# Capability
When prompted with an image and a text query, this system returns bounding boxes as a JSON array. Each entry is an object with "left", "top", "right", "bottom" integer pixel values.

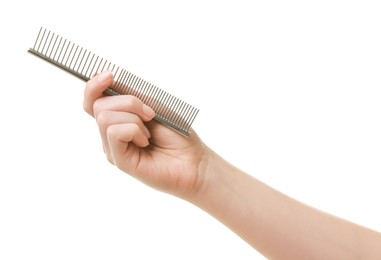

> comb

[{"left": 28, "top": 27, "right": 198, "bottom": 137}]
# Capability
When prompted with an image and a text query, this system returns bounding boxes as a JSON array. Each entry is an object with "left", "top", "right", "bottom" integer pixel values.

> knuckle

[
  {"left": 106, "top": 124, "right": 118, "bottom": 139},
  {"left": 124, "top": 95, "right": 140, "bottom": 110},
  {"left": 131, "top": 123, "right": 141, "bottom": 134},
  {"left": 96, "top": 110, "right": 111, "bottom": 129},
  {"left": 83, "top": 100, "right": 92, "bottom": 115},
  {"left": 92, "top": 98, "right": 102, "bottom": 116},
  {"left": 83, "top": 82, "right": 94, "bottom": 115}
]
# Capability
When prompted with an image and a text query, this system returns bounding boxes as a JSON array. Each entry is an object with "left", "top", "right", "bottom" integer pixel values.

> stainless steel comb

[{"left": 28, "top": 27, "right": 198, "bottom": 137}]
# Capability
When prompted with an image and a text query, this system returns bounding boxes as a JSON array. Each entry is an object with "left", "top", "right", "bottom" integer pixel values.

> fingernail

[
  {"left": 143, "top": 126, "right": 151, "bottom": 139},
  {"left": 142, "top": 138, "right": 150, "bottom": 147},
  {"left": 97, "top": 71, "right": 112, "bottom": 84},
  {"left": 143, "top": 104, "right": 156, "bottom": 120}
]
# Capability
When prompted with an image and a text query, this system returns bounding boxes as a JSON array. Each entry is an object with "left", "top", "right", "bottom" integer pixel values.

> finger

[
  {"left": 97, "top": 110, "right": 151, "bottom": 156},
  {"left": 106, "top": 123, "right": 150, "bottom": 170},
  {"left": 83, "top": 70, "right": 114, "bottom": 116},
  {"left": 93, "top": 95, "right": 156, "bottom": 122}
]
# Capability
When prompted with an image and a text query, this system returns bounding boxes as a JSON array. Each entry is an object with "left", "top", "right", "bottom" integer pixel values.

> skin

[{"left": 83, "top": 71, "right": 381, "bottom": 259}]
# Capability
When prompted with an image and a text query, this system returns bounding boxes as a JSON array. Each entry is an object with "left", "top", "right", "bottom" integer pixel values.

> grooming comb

[{"left": 28, "top": 27, "right": 198, "bottom": 137}]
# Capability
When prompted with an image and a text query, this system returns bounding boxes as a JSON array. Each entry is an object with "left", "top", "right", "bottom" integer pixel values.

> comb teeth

[{"left": 28, "top": 27, "right": 199, "bottom": 137}]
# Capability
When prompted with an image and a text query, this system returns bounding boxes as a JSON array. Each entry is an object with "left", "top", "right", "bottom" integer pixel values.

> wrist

[{"left": 185, "top": 146, "right": 236, "bottom": 206}]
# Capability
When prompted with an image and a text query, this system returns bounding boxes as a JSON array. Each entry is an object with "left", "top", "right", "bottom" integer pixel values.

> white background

[{"left": 0, "top": 1, "right": 380, "bottom": 259}]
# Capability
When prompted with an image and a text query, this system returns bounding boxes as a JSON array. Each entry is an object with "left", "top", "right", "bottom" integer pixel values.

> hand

[{"left": 83, "top": 71, "right": 208, "bottom": 199}]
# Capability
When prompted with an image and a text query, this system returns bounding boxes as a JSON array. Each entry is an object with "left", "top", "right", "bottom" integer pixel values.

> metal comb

[{"left": 28, "top": 27, "right": 198, "bottom": 137}]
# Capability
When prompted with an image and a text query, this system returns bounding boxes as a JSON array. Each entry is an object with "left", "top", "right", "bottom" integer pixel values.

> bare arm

[
  {"left": 190, "top": 148, "right": 381, "bottom": 259},
  {"left": 83, "top": 71, "right": 381, "bottom": 259}
]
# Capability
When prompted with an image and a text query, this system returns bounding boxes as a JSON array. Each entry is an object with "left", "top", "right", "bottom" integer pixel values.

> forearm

[{"left": 189, "top": 148, "right": 381, "bottom": 259}]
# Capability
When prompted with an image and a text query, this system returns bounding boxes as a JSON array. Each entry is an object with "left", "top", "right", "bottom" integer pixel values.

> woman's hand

[
  {"left": 83, "top": 71, "right": 208, "bottom": 199},
  {"left": 82, "top": 72, "right": 381, "bottom": 260}
]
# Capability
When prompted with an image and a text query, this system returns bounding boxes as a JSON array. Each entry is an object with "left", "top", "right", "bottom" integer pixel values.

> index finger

[{"left": 83, "top": 70, "right": 114, "bottom": 117}]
